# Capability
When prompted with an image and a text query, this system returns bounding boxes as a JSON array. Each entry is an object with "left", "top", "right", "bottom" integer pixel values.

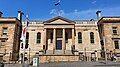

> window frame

[
  {"left": 37, "top": 32, "right": 41, "bottom": 44},
  {"left": 25, "top": 32, "right": 29, "bottom": 49},
  {"left": 90, "top": 32, "right": 94, "bottom": 44},
  {"left": 2, "top": 27, "right": 8, "bottom": 36},
  {"left": 26, "top": 32, "right": 29, "bottom": 43},
  {"left": 78, "top": 32, "right": 82, "bottom": 43},
  {"left": 112, "top": 27, "right": 118, "bottom": 35},
  {"left": 114, "top": 40, "right": 119, "bottom": 49}
]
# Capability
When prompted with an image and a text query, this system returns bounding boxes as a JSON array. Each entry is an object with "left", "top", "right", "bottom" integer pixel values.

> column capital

[
  {"left": 44, "top": 28, "right": 47, "bottom": 29},
  {"left": 53, "top": 28, "right": 56, "bottom": 30},
  {"left": 44, "top": 28, "right": 47, "bottom": 31}
]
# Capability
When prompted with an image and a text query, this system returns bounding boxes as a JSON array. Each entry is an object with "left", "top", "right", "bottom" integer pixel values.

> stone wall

[{"left": 39, "top": 55, "right": 79, "bottom": 63}]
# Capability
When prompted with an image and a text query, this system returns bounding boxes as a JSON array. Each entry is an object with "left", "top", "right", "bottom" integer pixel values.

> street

[{"left": 4, "top": 61, "right": 120, "bottom": 67}]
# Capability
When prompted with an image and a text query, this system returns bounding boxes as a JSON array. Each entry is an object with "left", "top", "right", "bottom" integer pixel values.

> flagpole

[
  {"left": 22, "top": 38, "right": 25, "bottom": 67},
  {"left": 22, "top": 15, "right": 29, "bottom": 67},
  {"left": 55, "top": 0, "right": 61, "bottom": 16},
  {"left": 58, "top": 0, "right": 60, "bottom": 16},
  {"left": 22, "top": 25, "right": 26, "bottom": 67}
]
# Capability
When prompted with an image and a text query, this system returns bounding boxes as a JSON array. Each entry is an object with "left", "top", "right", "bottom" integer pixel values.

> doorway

[{"left": 56, "top": 40, "right": 62, "bottom": 50}]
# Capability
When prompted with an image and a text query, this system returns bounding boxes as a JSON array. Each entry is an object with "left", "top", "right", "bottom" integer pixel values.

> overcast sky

[{"left": 0, "top": 0, "right": 120, "bottom": 20}]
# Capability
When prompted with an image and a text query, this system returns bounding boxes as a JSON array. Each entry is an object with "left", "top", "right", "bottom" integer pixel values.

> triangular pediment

[{"left": 44, "top": 16, "right": 75, "bottom": 24}]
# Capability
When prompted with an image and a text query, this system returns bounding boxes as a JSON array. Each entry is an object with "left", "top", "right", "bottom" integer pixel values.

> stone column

[
  {"left": 72, "top": 28, "right": 75, "bottom": 46},
  {"left": 44, "top": 29, "right": 47, "bottom": 50},
  {"left": 44, "top": 28, "right": 47, "bottom": 54},
  {"left": 62, "top": 28, "right": 65, "bottom": 54},
  {"left": 53, "top": 28, "right": 56, "bottom": 54}
]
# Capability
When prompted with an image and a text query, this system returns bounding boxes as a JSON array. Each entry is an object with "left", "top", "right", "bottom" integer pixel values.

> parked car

[{"left": 0, "top": 62, "right": 4, "bottom": 67}]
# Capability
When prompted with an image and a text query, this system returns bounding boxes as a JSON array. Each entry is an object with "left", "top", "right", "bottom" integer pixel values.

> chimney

[
  {"left": 18, "top": 11, "right": 23, "bottom": 22},
  {"left": 0, "top": 11, "right": 3, "bottom": 17},
  {"left": 96, "top": 11, "right": 101, "bottom": 20}
]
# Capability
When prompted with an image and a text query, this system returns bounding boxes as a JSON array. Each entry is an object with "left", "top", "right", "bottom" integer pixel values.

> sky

[{"left": 0, "top": 0, "right": 120, "bottom": 20}]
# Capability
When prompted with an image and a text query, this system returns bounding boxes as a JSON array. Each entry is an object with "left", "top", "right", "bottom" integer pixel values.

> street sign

[{"left": 33, "top": 57, "right": 39, "bottom": 66}]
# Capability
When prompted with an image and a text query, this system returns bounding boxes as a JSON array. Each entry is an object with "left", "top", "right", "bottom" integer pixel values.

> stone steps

[
  {"left": 0, "top": 47, "right": 6, "bottom": 54},
  {"left": 45, "top": 50, "right": 73, "bottom": 55}
]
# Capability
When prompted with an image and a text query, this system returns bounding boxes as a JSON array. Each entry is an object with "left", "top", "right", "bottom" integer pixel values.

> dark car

[{"left": 0, "top": 62, "right": 4, "bottom": 67}]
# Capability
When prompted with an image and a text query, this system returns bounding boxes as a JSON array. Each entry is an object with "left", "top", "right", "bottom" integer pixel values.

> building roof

[
  {"left": 25, "top": 16, "right": 97, "bottom": 25},
  {"left": 98, "top": 16, "right": 120, "bottom": 24},
  {"left": 0, "top": 17, "right": 19, "bottom": 22},
  {"left": 75, "top": 20, "right": 96, "bottom": 24},
  {"left": 43, "top": 16, "right": 76, "bottom": 24}
]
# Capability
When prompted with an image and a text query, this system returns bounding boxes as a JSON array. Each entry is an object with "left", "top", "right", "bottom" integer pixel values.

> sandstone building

[
  {"left": 20, "top": 16, "right": 101, "bottom": 63},
  {"left": 98, "top": 16, "right": 120, "bottom": 60},
  {"left": 1, "top": 10, "right": 120, "bottom": 63},
  {"left": 0, "top": 11, "right": 22, "bottom": 62}
]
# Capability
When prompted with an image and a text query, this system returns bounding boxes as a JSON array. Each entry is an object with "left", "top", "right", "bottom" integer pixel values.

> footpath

[{"left": 4, "top": 61, "right": 120, "bottom": 67}]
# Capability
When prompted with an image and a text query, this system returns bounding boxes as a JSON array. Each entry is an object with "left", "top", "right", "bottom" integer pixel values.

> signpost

[{"left": 33, "top": 57, "right": 39, "bottom": 66}]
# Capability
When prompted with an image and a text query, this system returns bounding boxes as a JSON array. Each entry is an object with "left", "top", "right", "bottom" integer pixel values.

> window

[
  {"left": 50, "top": 32, "right": 53, "bottom": 43},
  {"left": 65, "top": 32, "right": 68, "bottom": 43},
  {"left": 37, "top": 32, "right": 41, "bottom": 44},
  {"left": 90, "top": 32, "right": 94, "bottom": 43},
  {"left": 114, "top": 40, "right": 119, "bottom": 49},
  {"left": 25, "top": 32, "right": 29, "bottom": 48},
  {"left": 2, "top": 27, "right": 8, "bottom": 35},
  {"left": 112, "top": 27, "right": 117, "bottom": 35},
  {"left": 1, "top": 40, "right": 5, "bottom": 42},
  {"left": 21, "top": 43, "right": 23, "bottom": 48},
  {"left": 78, "top": 32, "right": 82, "bottom": 43},
  {"left": 26, "top": 32, "right": 29, "bottom": 43}
]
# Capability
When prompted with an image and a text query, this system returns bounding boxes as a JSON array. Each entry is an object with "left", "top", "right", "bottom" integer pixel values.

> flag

[
  {"left": 55, "top": 0, "right": 60, "bottom": 6},
  {"left": 21, "top": 21, "right": 28, "bottom": 48},
  {"left": 21, "top": 25, "right": 27, "bottom": 46}
]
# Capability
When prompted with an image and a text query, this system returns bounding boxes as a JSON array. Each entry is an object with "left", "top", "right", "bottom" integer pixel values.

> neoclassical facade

[
  {"left": 20, "top": 16, "right": 101, "bottom": 63},
  {"left": 1, "top": 11, "right": 120, "bottom": 63}
]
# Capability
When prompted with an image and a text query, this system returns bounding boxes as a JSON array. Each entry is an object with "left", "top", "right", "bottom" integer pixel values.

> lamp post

[
  {"left": 84, "top": 48, "right": 87, "bottom": 61},
  {"left": 110, "top": 50, "right": 112, "bottom": 61},
  {"left": 94, "top": 50, "right": 97, "bottom": 61}
]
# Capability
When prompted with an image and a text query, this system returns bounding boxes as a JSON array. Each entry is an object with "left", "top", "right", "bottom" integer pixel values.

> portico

[{"left": 43, "top": 16, "right": 75, "bottom": 55}]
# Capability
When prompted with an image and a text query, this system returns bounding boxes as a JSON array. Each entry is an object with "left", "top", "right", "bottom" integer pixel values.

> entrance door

[{"left": 56, "top": 40, "right": 62, "bottom": 50}]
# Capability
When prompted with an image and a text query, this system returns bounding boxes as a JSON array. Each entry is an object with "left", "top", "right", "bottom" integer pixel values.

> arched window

[
  {"left": 78, "top": 32, "right": 82, "bottom": 43},
  {"left": 25, "top": 32, "right": 29, "bottom": 49},
  {"left": 90, "top": 32, "right": 94, "bottom": 43},
  {"left": 65, "top": 32, "right": 68, "bottom": 43},
  {"left": 37, "top": 32, "right": 41, "bottom": 44}
]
